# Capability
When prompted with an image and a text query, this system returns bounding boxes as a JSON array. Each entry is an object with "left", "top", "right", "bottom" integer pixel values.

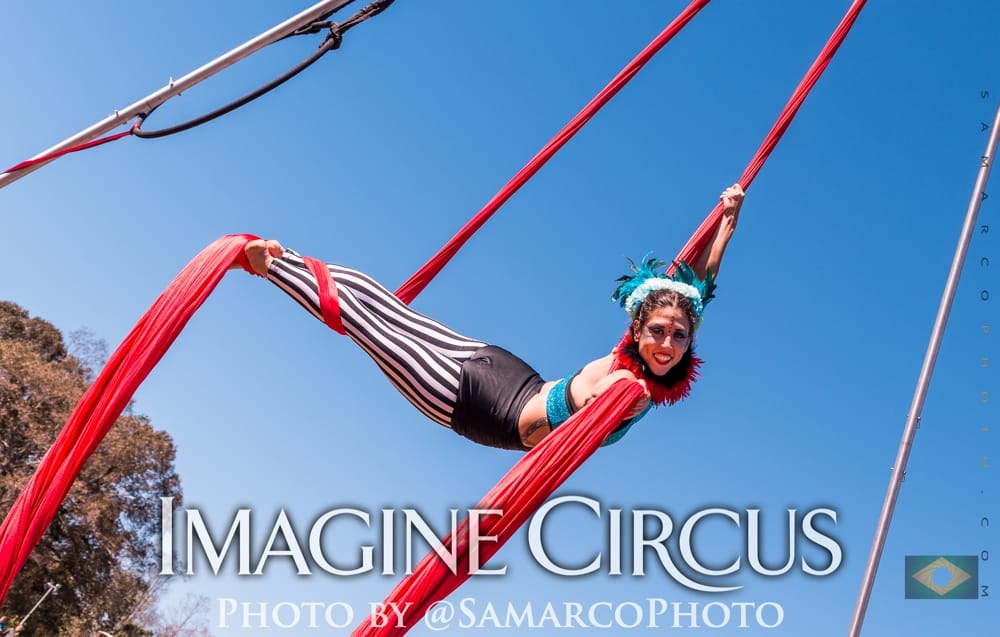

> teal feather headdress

[{"left": 611, "top": 254, "right": 716, "bottom": 324}]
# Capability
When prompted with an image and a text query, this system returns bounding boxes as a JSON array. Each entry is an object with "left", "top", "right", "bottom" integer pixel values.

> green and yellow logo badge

[{"left": 905, "top": 556, "right": 978, "bottom": 599}]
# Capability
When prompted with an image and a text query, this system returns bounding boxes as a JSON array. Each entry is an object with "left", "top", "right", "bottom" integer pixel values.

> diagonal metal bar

[
  {"left": 0, "top": 0, "right": 355, "bottom": 189},
  {"left": 848, "top": 99, "right": 1000, "bottom": 636}
]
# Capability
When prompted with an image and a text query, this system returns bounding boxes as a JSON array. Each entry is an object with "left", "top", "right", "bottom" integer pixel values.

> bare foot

[{"left": 243, "top": 239, "right": 285, "bottom": 275}]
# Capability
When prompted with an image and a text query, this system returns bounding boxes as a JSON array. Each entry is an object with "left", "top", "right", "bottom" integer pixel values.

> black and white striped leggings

[{"left": 266, "top": 249, "right": 487, "bottom": 427}]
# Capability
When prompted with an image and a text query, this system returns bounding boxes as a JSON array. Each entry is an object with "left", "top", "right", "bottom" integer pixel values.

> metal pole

[
  {"left": 15, "top": 582, "right": 60, "bottom": 631},
  {"left": 848, "top": 100, "right": 1000, "bottom": 636},
  {"left": 0, "top": 0, "right": 354, "bottom": 189}
]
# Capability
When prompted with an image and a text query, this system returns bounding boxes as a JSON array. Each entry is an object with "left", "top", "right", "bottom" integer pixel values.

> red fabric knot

[{"left": 303, "top": 256, "right": 346, "bottom": 335}]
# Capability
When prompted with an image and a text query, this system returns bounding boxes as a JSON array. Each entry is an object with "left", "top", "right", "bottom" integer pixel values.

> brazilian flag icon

[{"left": 905, "top": 556, "right": 978, "bottom": 599}]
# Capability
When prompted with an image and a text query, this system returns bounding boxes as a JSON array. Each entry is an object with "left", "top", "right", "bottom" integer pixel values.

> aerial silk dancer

[
  {"left": 339, "top": 0, "right": 871, "bottom": 625},
  {"left": 237, "top": 184, "right": 744, "bottom": 451},
  {"left": 0, "top": 0, "right": 867, "bottom": 623},
  {"left": 228, "top": 184, "right": 741, "bottom": 637},
  {"left": 0, "top": 0, "right": 715, "bottom": 603},
  {"left": 0, "top": 0, "right": 724, "bottom": 610}
]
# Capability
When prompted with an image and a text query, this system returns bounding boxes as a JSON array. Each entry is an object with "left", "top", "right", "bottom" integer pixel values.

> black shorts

[{"left": 450, "top": 346, "right": 546, "bottom": 450}]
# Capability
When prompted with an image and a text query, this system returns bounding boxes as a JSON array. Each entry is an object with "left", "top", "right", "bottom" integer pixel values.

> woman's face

[{"left": 633, "top": 306, "right": 691, "bottom": 376}]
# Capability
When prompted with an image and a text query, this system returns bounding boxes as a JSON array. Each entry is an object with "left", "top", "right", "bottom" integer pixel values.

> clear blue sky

[{"left": 2, "top": 1, "right": 997, "bottom": 635}]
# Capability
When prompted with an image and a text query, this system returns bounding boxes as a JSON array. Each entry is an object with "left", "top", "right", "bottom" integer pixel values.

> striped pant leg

[{"left": 266, "top": 250, "right": 486, "bottom": 426}]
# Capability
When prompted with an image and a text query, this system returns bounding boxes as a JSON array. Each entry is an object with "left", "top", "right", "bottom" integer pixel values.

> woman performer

[{"left": 239, "top": 184, "right": 743, "bottom": 450}]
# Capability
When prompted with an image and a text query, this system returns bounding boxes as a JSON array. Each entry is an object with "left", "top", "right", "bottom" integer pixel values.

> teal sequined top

[{"left": 544, "top": 373, "right": 652, "bottom": 446}]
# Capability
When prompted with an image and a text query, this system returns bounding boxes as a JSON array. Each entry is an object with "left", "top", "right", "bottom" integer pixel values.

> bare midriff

[
  {"left": 516, "top": 381, "right": 558, "bottom": 447},
  {"left": 515, "top": 353, "right": 617, "bottom": 448}
]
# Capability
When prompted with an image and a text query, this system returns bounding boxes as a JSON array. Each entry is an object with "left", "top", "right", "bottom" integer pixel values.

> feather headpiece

[{"left": 611, "top": 254, "right": 716, "bottom": 325}]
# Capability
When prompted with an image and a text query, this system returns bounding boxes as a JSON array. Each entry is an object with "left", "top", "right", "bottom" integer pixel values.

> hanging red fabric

[
  {"left": 0, "top": 235, "right": 256, "bottom": 604},
  {"left": 394, "top": 0, "right": 712, "bottom": 304},
  {"left": 671, "top": 0, "right": 868, "bottom": 271},
  {"left": 351, "top": 381, "right": 645, "bottom": 637}
]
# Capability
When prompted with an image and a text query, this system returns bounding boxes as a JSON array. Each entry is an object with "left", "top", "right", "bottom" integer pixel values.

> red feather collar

[{"left": 608, "top": 331, "right": 701, "bottom": 406}]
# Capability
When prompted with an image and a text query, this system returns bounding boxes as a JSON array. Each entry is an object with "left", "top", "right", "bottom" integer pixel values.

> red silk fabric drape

[
  {"left": 351, "top": 382, "right": 646, "bottom": 637},
  {"left": 0, "top": 235, "right": 257, "bottom": 603},
  {"left": 394, "top": 0, "right": 712, "bottom": 304},
  {"left": 672, "top": 0, "right": 868, "bottom": 271}
]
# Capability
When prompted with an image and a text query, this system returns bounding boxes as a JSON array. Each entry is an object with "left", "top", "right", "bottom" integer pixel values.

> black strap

[{"left": 133, "top": 0, "right": 395, "bottom": 139}]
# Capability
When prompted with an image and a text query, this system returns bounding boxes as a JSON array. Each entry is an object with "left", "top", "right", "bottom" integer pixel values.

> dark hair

[{"left": 624, "top": 288, "right": 697, "bottom": 387}]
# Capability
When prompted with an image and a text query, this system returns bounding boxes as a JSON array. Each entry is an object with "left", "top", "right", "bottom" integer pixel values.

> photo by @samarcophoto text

[
  {"left": 214, "top": 597, "right": 787, "bottom": 631},
  {"left": 158, "top": 494, "right": 844, "bottom": 631}
]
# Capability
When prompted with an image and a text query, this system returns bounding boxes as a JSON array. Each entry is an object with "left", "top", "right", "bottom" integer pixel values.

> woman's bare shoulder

[{"left": 579, "top": 352, "right": 616, "bottom": 379}]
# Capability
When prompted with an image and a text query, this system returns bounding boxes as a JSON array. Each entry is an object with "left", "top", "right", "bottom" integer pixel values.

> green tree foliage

[{"left": 0, "top": 301, "right": 187, "bottom": 636}]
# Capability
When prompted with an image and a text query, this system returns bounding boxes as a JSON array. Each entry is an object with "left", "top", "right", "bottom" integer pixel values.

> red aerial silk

[
  {"left": 674, "top": 0, "right": 868, "bottom": 269},
  {"left": 352, "top": 382, "right": 646, "bottom": 637},
  {"left": 0, "top": 0, "right": 868, "bottom": 626},
  {"left": 394, "top": 0, "right": 712, "bottom": 304},
  {"left": 0, "top": 235, "right": 255, "bottom": 603}
]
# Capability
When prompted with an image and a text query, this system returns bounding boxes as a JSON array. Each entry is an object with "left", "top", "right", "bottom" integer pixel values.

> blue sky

[{"left": 2, "top": 1, "right": 997, "bottom": 635}]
